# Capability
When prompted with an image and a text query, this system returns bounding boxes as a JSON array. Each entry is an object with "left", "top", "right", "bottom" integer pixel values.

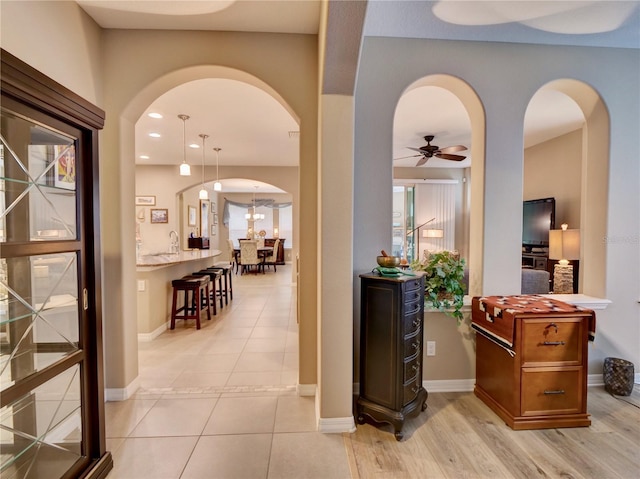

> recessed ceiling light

[
  {"left": 139, "top": 155, "right": 150, "bottom": 159},
  {"left": 148, "top": 112, "right": 163, "bottom": 119},
  {"left": 189, "top": 143, "right": 200, "bottom": 149},
  {"left": 149, "top": 132, "right": 161, "bottom": 138}
]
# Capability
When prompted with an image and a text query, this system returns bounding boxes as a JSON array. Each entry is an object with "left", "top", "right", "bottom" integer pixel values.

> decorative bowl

[{"left": 377, "top": 255, "right": 400, "bottom": 267}]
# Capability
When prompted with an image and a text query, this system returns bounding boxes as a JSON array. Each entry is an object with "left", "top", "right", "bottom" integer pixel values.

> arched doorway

[
  {"left": 524, "top": 79, "right": 610, "bottom": 297},
  {"left": 126, "top": 67, "right": 299, "bottom": 398}
]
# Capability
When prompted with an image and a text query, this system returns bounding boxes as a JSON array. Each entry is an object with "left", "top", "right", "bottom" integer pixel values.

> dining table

[{"left": 233, "top": 246, "right": 273, "bottom": 273}]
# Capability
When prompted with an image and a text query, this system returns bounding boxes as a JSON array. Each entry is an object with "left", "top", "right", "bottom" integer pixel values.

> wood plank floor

[{"left": 345, "top": 386, "right": 640, "bottom": 479}]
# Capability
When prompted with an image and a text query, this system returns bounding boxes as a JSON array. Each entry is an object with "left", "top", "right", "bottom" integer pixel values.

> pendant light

[
  {"left": 213, "top": 147, "right": 222, "bottom": 192},
  {"left": 178, "top": 114, "right": 191, "bottom": 176},
  {"left": 198, "top": 133, "right": 209, "bottom": 200}
]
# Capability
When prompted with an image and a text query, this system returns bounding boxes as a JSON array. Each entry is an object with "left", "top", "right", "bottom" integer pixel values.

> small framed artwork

[
  {"left": 136, "top": 195, "right": 156, "bottom": 206},
  {"left": 213, "top": 212, "right": 218, "bottom": 226},
  {"left": 150, "top": 208, "right": 168, "bottom": 224},
  {"left": 211, "top": 225, "right": 216, "bottom": 236},
  {"left": 188, "top": 205, "right": 197, "bottom": 226},
  {"left": 54, "top": 144, "right": 76, "bottom": 190}
]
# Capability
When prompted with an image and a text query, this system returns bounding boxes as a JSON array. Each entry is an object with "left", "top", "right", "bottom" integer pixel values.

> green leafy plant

[{"left": 411, "top": 250, "right": 466, "bottom": 322}]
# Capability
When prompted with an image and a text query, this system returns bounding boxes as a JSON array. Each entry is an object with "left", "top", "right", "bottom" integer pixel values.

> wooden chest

[{"left": 472, "top": 295, "right": 595, "bottom": 430}]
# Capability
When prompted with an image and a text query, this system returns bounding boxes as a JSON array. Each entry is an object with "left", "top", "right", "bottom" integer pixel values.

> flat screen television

[{"left": 522, "top": 197, "right": 555, "bottom": 250}]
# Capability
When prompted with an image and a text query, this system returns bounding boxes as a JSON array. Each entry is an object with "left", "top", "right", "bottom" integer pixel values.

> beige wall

[
  {"left": 1, "top": 1, "right": 103, "bottom": 105},
  {"left": 99, "top": 30, "right": 317, "bottom": 393},
  {"left": 524, "top": 129, "right": 583, "bottom": 228}
]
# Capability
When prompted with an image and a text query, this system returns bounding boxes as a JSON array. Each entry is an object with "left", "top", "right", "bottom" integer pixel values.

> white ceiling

[{"left": 77, "top": 0, "right": 639, "bottom": 186}]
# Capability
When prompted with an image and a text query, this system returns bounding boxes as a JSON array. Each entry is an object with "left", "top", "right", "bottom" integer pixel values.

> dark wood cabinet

[
  {"left": 188, "top": 237, "right": 209, "bottom": 249},
  {"left": 264, "top": 238, "right": 285, "bottom": 264},
  {"left": 1, "top": 50, "right": 112, "bottom": 478},
  {"left": 356, "top": 273, "right": 428, "bottom": 441}
]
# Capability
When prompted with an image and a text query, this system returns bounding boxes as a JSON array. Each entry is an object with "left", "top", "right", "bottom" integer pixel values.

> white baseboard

[
  {"left": 297, "top": 383, "right": 317, "bottom": 396},
  {"left": 318, "top": 416, "right": 356, "bottom": 434},
  {"left": 138, "top": 322, "right": 169, "bottom": 342},
  {"left": 355, "top": 375, "right": 636, "bottom": 396},
  {"left": 105, "top": 376, "right": 140, "bottom": 401},
  {"left": 423, "top": 379, "right": 476, "bottom": 392}
]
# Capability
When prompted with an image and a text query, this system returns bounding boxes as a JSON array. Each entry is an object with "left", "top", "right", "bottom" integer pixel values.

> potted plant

[{"left": 411, "top": 250, "right": 466, "bottom": 322}]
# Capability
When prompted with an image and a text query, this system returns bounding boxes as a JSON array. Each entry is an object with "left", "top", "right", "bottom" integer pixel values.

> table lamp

[
  {"left": 548, "top": 223, "right": 580, "bottom": 294},
  {"left": 422, "top": 228, "right": 444, "bottom": 256}
]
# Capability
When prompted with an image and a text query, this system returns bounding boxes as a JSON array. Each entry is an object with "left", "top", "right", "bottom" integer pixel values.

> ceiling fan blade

[
  {"left": 407, "top": 147, "right": 424, "bottom": 153},
  {"left": 415, "top": 156, "right": 429, "bottom": 166},
  {"left": 393, "top": 154, "right": 421, "bottom": 161},
  {"left": 436, "top": 153, "right": 467, "bottom": 161},
  {"left": 439, "top": 145, "right": 467, "bottom": 154}
]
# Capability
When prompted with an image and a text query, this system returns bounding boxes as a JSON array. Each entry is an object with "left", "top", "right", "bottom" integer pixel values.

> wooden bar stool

[
  {"left": 170, "top": 275, "right": 211, "bottom": 330},
  {"left": 193, "top": 269, "right": 223, "bottom": 314},
  {"left": 208, "top": 263, "right": 233, "bottom": 305}
]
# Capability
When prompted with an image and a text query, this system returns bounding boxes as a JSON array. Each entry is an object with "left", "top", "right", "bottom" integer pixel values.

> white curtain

[{"left": 415, "top": 183, "right": 456, "bottom": 256}]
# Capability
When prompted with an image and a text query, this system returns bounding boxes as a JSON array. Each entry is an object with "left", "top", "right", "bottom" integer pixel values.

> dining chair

[
  {"left": 257, "top": 238, "right": 265, "bottom": 249},
  {"left": 263, "top": 238, "right": 280, "bottom": 272},
  {"left": 239, "top": 240, "right": 262, "bottom": 274}
]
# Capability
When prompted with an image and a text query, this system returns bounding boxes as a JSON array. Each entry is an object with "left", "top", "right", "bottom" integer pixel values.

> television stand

[{"left": 522, "top": 252, "right": 548, "bottom": 271}]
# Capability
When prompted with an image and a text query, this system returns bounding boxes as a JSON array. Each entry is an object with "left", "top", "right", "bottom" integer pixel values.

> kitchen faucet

[{"left": 169, "top": 230, "right": 179, "bottom": 253}]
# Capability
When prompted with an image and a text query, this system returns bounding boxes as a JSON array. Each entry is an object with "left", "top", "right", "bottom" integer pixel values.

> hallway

[{"left": 105, "top": 264, "right": 352, "bottom": 479}]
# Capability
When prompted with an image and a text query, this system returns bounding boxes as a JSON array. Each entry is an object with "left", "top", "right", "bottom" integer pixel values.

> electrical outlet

[{"left": 426, "top": 341, "right": 436, "bottom": 356}]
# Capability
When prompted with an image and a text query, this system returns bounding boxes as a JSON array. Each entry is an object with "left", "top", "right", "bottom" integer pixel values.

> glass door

[
  {"left": 392, "top": 185, "right": 416, "bottom": 262},
  {"left": 1, "top": 50, "right": 109, "bottom": 479}
]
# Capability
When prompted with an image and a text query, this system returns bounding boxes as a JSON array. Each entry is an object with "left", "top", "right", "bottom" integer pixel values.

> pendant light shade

[
  {"left": 213, "top": 147, "right": 222, "bottom": 192},
  {"left": 178, "top": 114, "right": 191, "bottom": 176},
  {"left": 198, "top": 133, "right": 209, "bottom": 200}
]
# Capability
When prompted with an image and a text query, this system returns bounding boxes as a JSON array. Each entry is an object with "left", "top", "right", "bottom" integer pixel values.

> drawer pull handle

[
  {"left": 411, "top": 364, "right": 419, "bottom": 372},
  {"left": 412, "top": 319, "right": 420, "bottom": 327},
  {"left": 412, "top": 342, "right": 420, "bottom": 350},
  {"left": 542, "top": 341, "right": 566, "bottom": 346},
  {"left": 411, "top": 386, "right": 419, "bottom": 394},
  {"left": 545, "top": 323, "right": 558, "bottom": 333},
  {"left": 544, "top": 389, "right": 565, "bottom": 395}
]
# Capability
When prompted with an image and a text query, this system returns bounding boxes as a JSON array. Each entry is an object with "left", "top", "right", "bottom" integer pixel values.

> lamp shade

[
  {"left": 549, "top": 228, "right": 580, "bottom": 261},
  {"left": 423, "top": 228, "right": 444, "bottom": 238}
]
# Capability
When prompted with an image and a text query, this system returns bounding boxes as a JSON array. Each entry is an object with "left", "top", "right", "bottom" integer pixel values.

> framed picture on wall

[
  {"left": 211, "top": 225, "right": 216, "bottom": 236},
  {"left": 200, "top": 200, "right": 209, "bottom": 237},
  {"left": 136, "top": 195, "right": 156, "bottom": 206},
  {"left": 150, "top": 208, "right": 168, "bottom": 224},
  {"left": 188, "top": 205, "right": 197, "bottom": 226}
]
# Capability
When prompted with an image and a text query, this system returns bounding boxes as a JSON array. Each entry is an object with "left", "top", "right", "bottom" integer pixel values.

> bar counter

[{"left": 136, "top": 249, "right": 222, "bottom": 338}]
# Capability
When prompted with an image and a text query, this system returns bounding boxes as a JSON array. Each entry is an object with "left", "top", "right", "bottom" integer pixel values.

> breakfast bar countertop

[{"left": 136, "top": 248, "right": 222, "bottom": 269}]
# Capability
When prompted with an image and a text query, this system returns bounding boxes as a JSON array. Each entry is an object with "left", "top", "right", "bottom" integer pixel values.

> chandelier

[
  {"left": 198, "top": 133, "right": 208, "bottom": 200},
  {"left": 245, "top": 186, "right": 265, "bottom": 221},
  {"left": 178, "top": 114, "right": 191, "bottom": 176}
]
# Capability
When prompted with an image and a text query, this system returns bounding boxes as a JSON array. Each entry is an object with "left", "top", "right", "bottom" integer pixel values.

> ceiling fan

[{"left": 395, "top": 135, "right": 467, "bottom": 166}]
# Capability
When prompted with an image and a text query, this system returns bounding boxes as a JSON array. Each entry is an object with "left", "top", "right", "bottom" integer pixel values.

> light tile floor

[{"left": 105, "top": 264, "right": 352, "bottom": 479}]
